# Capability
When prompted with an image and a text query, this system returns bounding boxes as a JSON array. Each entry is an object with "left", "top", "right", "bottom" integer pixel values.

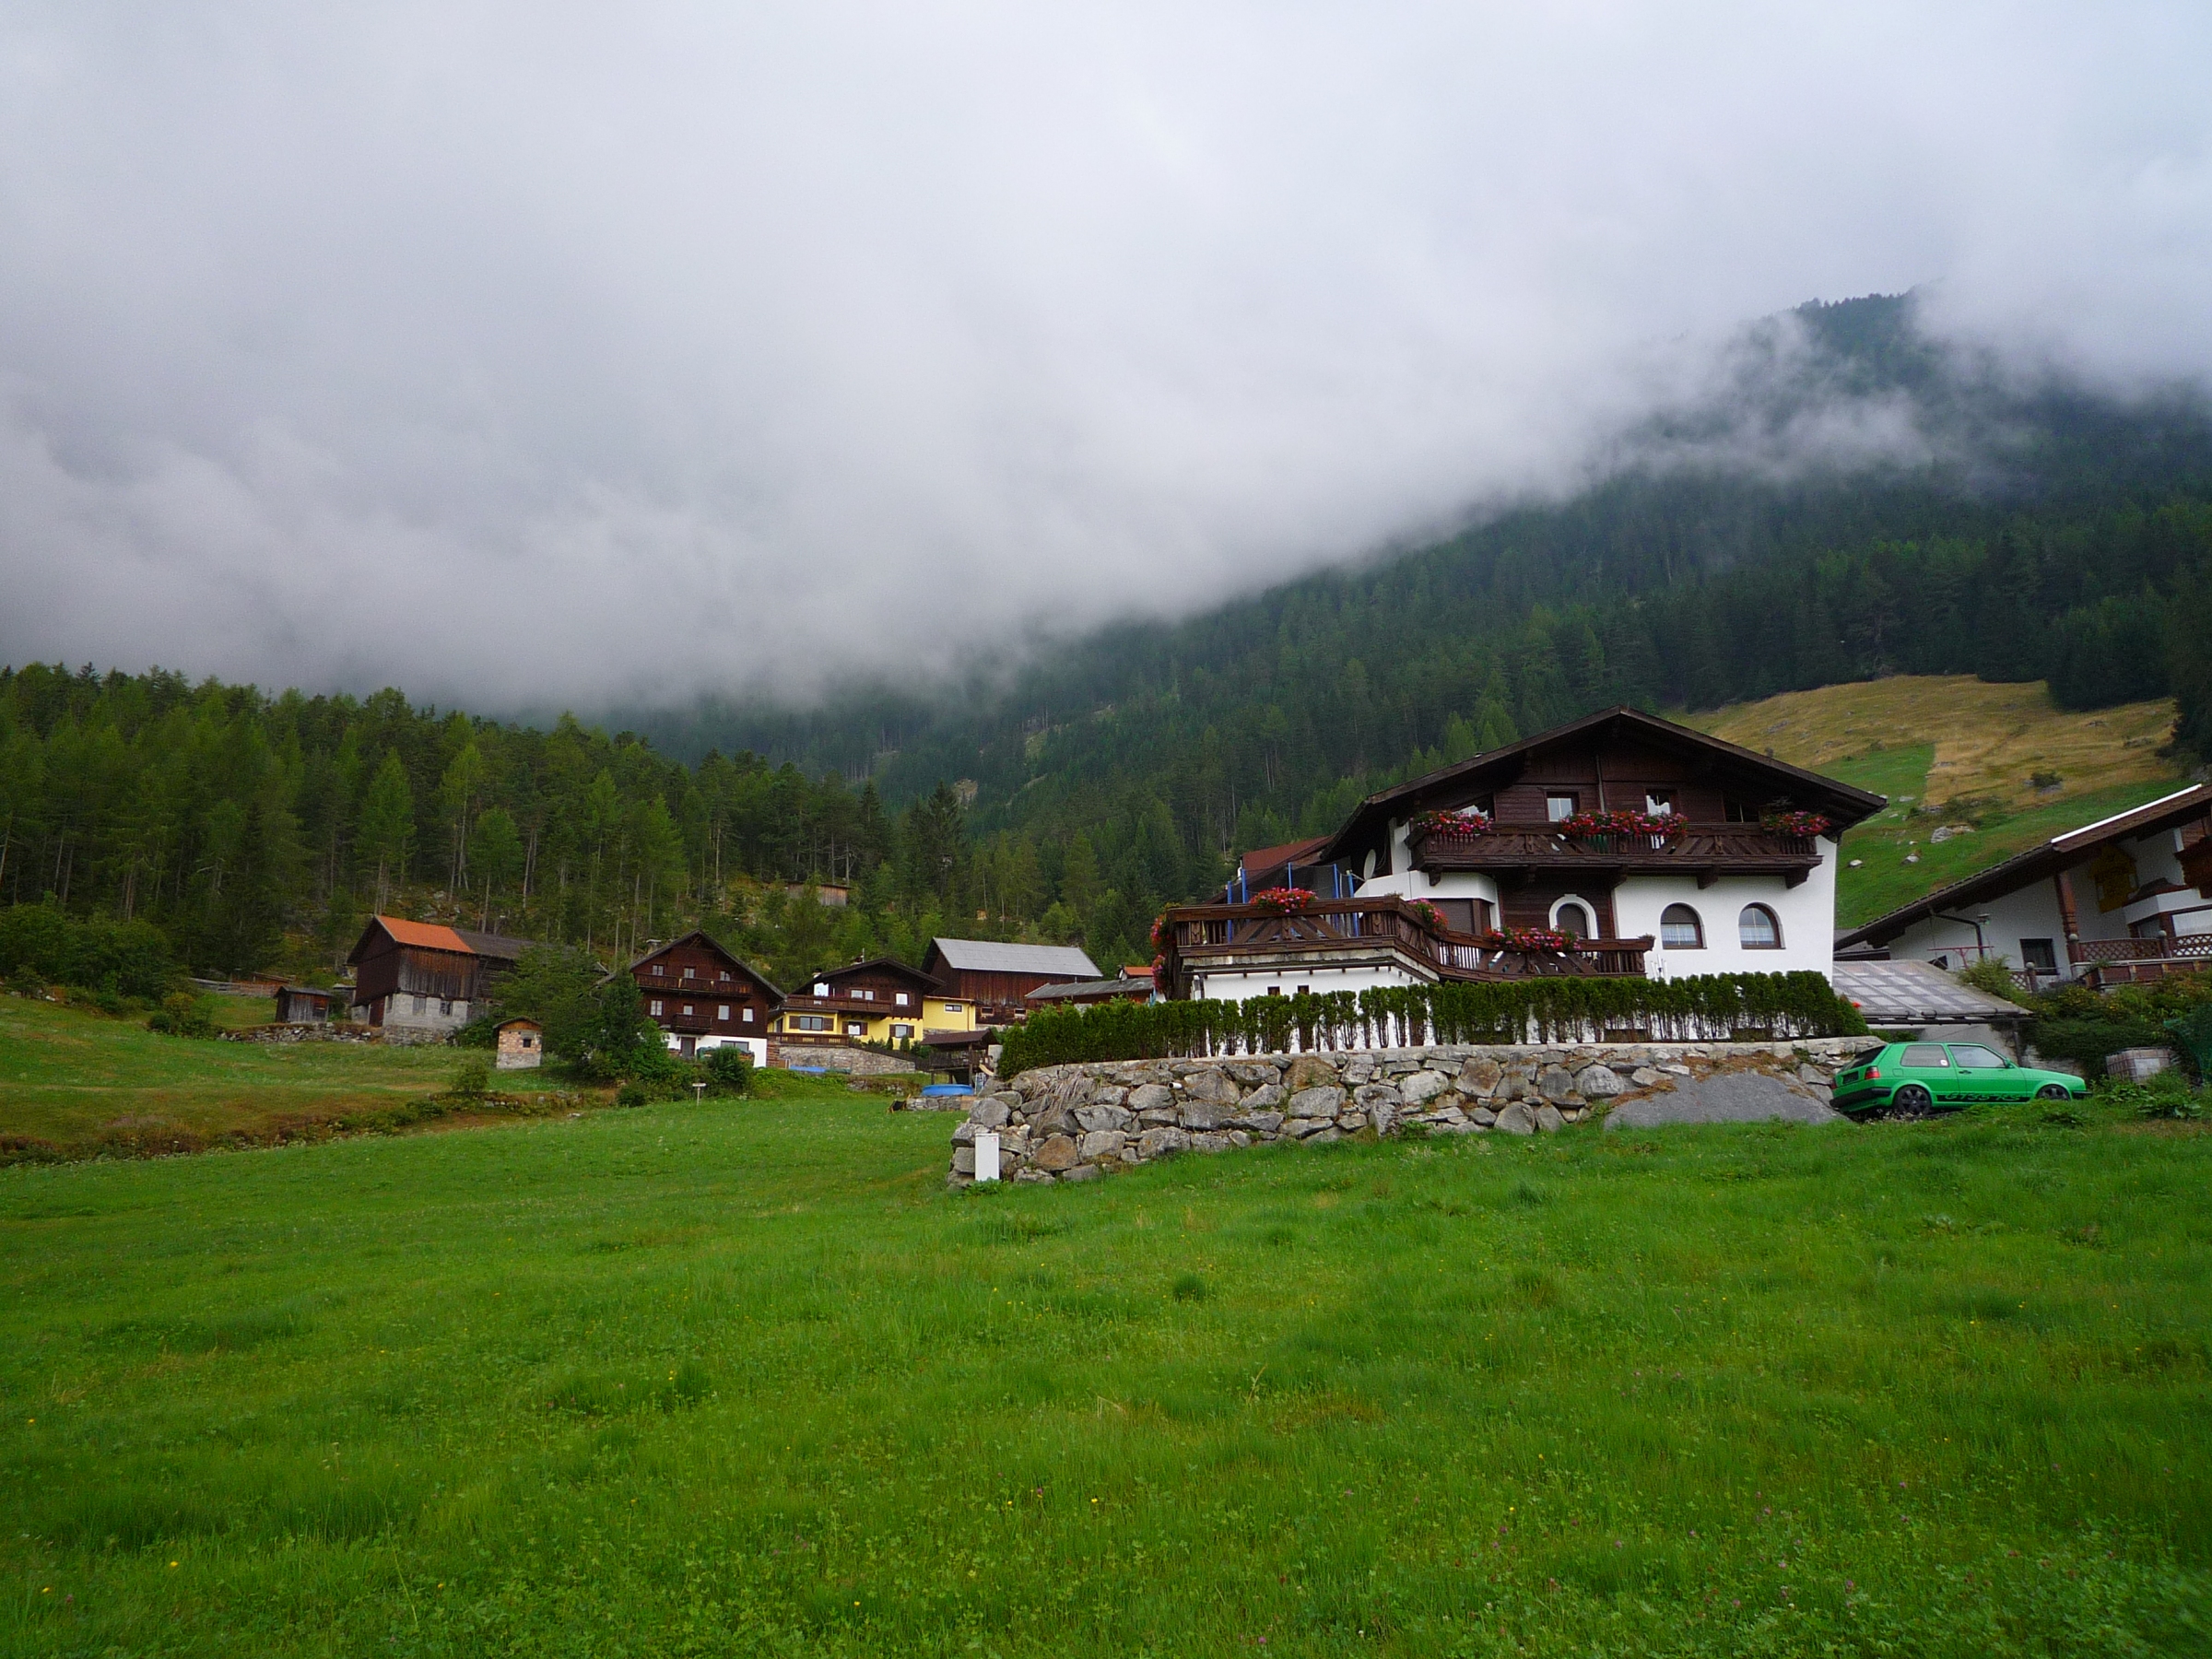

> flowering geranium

[
  {"left": 1557, "top": 808, "right": 1682, "bottom": 841},
  {"left": 1148, "top": 911, "right": 1174, "bottom": 950},
  {"left": 1150, "top": 952, "right": 1168, "bottom": 980},
  {"left": 1761, "top": 809, "right": 1833, "bottom": 838},
  {"left": 1405, "top": 900, "right": 1443, "bottom": 929},
  {"left": 1479, "top": 926, "right": 1574, "bottom": 952},
  {"left": 1407, "top": 806, "right": 1492, "bottom": 841},
  {"left": 1248, "top": 886, "right": 1315, "bottom": 913}
]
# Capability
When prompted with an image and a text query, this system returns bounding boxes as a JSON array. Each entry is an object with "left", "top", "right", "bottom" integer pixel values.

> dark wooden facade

[
  {"left": 921, "top": 940, "right": 1102, "bottom": 1025},
  {"left": 808, "top": 957, "right": 940, "bottom": 1014},
  {"left": 1319, "top": 707, "right": 1887, "bottom": 898},
  {"left": 346, "top": 916, "right": 533, "bottom": 1026},
  {"left": 629, "top": 931, "right": 782, "bottom": 1055}
]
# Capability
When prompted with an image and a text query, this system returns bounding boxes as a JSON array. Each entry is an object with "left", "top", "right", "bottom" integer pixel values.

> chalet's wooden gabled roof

[
  {"left": 628, "top": 929, "right": 785, "bottom": 1004},
  {"left": 808, "top": 956, "right": 943, "bottom": 994},
  {"left": 924, "top": 939, "right": 1102, "bottom": 979},
  {"left": 1838, "top": 783, "right": 2212, "bottom": 949},
  {"left": 1315, "top": 705, "right": 1888, "bottom": 866}
]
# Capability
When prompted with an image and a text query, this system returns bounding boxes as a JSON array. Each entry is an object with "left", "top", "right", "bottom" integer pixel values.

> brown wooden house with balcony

[
  {"left": 1157, "top": 708, "right": 1886, "bottom": 1002},
  {"left": 629, "top": 931, "right": 782, "bottom": 1061}
]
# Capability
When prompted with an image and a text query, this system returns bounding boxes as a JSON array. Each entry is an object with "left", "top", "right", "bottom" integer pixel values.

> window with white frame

[
  {"left": 650, "top": 999, "right": 664, "bottom": 1016},
  {"left": 1661, "top": 904, "right": 1704, "bottom": 948},
  {"left": 1552, "top": 899, "right": 1594, "bottom": 939},
  {"left": 1737, "top": 904, "right": 1782, "bottom": 948}
]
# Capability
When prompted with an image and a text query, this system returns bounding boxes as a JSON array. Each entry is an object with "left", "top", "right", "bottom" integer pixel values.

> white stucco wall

[
  {"left": 1352, "top": 869, "right": 1501, "bottom": 913},
  {"left": 1189, "top": 962, "right": 1429, "bottom": 1004},
  {"left": 1614, "top": 853, "right": 1837, "bottom": 981},
  {"left": 664, "top": 1031, "right": 769, "bottom": 1065}
]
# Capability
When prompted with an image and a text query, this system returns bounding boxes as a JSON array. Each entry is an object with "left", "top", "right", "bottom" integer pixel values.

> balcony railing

[
  {"left": 1409, "top": 822, "right": 1821, "bottom": 887},
  {"left": 1160, "top": 895, "right": 1649, "bottom": 993},
  {"left": 2067, "top": 934, "right": 2212, "bottom": 987}
]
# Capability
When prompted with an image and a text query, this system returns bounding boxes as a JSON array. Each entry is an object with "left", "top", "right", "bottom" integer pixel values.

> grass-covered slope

[
  {"left": 4, "top": 1091, "right": 2206, "bottom": 1654},
  {"left": 0, "top": 996, "right": 503, "bottom": 1159},
  {"left": 1683, "top": 676, "right": 2188, "bottom": 927}
]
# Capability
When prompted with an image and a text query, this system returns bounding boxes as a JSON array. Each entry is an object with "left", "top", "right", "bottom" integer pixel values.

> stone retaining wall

[
  {"left": 774, "top": 1045, "right": 917, "bottom": 1077},
  {"left": 947, "top": 1039, "right": 1879, "bottom": 1185}
]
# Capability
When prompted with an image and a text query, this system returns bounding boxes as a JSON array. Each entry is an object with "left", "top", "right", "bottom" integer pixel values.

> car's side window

[
  {"left": 1948, "top": 1045, "right": 2008, "bottom": 1069},
  {"left": 1900, "top": 1044, "right": 1950, "bottom": 1067}
]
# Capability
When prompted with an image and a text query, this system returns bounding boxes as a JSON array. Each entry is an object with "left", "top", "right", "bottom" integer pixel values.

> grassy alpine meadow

[
  {"left": 0, "top": 996, "right": 565, "bottom": 1161},
  {"left": 3, "top": 1085, "right": 2210, "bottom": 1656}
]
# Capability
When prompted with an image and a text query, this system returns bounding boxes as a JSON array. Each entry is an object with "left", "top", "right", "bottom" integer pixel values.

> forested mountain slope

[{"left": 7, "top": 295, "right": 2212, "bottom": 983}]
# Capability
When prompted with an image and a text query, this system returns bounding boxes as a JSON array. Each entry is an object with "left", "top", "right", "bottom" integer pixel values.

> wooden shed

[{"left": 274, "top": 984, "right": 339, "bottom": 1023}]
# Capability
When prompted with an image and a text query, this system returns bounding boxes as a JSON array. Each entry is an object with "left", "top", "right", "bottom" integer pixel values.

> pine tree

[{"left": 356, "top": 752, "right": 415, "bottom": 914}]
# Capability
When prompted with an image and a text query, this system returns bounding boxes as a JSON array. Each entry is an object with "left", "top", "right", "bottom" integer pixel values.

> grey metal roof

[
  {"left": 1025, "top": 977, "right": 1141, "bottom": 1002},
  {"left": 1834, "top": 959, "right": 2029, "bottom": 1025},
  {"left": 929, "top": 938, "right": 1101, "bottom": 977}
]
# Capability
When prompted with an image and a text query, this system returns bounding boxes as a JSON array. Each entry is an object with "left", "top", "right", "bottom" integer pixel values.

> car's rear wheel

[
  {"left": 2035, "top": 1083, "right": 2073, "bottom": 1100},
  {"left": 1889, "top": 1083, "right": 1935, "bottom": 1119}
]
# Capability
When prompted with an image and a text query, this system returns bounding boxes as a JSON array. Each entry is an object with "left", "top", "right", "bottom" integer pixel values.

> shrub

[
  {"left": 1954, "top": 956, "right": 2030, "bottom": 1006},
  {"left": 147, "top": 992, "right": 218, "bottom": 1040},
  {"left": 701, "top": 1045, "right": 753, "bottom": 1096},
  {"left": 450, "top": 1057, "right": 491, "bottom": 1100},
  {"left": 616, "top": 1083, "right": 650, "bottom": 1109},
  {"left": 997, "top": 972, "right": 1865, "bottom": 1076}
]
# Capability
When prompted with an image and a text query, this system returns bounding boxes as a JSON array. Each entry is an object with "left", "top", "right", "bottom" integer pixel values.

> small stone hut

[{"left": 495, "top": 1018, "right": 544, "bottom": 1070}]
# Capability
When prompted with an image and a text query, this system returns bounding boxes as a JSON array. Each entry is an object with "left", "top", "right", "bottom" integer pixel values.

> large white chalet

[{"left": 1161, "top": 707, "right": 1886, "bottom": 1003}]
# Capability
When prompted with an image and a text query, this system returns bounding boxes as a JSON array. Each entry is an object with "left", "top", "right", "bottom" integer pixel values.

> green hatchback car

[{"left": 1830, "top": 1041, "right": 2088, "bottom": 1118}]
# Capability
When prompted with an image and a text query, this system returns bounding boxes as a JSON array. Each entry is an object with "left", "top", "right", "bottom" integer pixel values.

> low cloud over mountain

[{"left": 4, "top": 3, "right": 2210, "bottom": 708}]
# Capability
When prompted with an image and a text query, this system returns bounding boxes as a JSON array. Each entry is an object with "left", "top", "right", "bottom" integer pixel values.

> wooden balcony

[
  {"left": 1159, "top": 895, "right": 1650, "bottom": 996},
  {"left": 2067, "top": 934, "right": 2212, "bottom": 988},
  {"left": 1409, "top": 822, "right": 1822, "bottom": 888}
]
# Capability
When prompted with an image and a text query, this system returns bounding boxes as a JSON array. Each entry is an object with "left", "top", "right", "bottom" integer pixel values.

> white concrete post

[{"left": 974, "top": 1130, "right": 1001, "bottom": 1182}]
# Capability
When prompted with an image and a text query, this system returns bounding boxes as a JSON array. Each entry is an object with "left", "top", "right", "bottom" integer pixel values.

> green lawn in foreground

[
  {"left": 4, "top": 1090, "right": 2207, "bottom": 1655},
  {"left": 0, "top": 996, "right": 489, "bottom": 1157}
]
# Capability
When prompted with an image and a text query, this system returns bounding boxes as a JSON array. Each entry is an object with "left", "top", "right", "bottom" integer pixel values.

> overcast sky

[{"left": 3, "top": 3, "right": 2209, "bottom": 711}]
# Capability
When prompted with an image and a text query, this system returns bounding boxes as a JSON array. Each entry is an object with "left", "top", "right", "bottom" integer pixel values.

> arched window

[
  {"left": 1552, "top": 900, "right": 1594, "bottom": 940},
  {"left": 1660, "top": 903, "right": 1704, "bottom": 948},
  {"left": 1738, "top": 903, "right": 1783, "bottom": 949}
]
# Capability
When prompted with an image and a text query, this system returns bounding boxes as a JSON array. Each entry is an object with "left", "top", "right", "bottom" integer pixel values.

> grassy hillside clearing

[
  {"left": 3, "top": 1083, "right": 2206, "bottom": 1655},
  {"left": 0, "top": 995, "right": 572, "bottom": 1161},
  {"left": 1682, "top": 677, "right": 2189, "bottom": 927}
]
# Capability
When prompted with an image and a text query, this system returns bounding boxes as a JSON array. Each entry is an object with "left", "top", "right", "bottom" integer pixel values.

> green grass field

[
  {"left": 0, "top": 997, "right": 554, "bottom": 1159},
  {"left": 5, "top": 1080, "right": 2208, "bottom": 1655}
]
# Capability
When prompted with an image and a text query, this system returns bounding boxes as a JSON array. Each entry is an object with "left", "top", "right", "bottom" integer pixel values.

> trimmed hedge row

[{"left": 998, "top": 973, "right": 1868, "bottom": 1077}]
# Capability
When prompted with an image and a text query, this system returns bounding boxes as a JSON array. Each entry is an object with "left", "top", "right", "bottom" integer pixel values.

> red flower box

[
  {"left": 1760, "top": 810, "right": 1832, "bottom": 838},
  {"left": 1478, "top": 926, "right": 1572, "bottom": 953},
  {"left": 1249, "top": 887, "right": 1315, "bottom": 913},
  {"left": 1407, "top": 807, "right": 1492, "bottom": 841},
  {"left": 1557, "top": 808, "right": 1683, "bottom": 841}
]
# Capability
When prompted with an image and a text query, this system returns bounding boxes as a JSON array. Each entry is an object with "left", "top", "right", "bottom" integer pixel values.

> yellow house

[{"left": 772, "top": 957, "right": 974, "bottom": 1049}]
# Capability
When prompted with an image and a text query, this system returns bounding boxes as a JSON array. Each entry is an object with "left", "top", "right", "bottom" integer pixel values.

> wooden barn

[
  {"left": 921, "top": 939, "right": 1102, "bottom": 1027},
  {"left": 346, "top": 916, "right": 535, "bottom": 1032}
]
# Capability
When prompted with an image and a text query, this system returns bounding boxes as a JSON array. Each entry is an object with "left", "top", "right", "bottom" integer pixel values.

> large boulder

[
  {"left": 1535, "top": 1104, "right": 1566, "bottom": 1134},
  {"left": 1288, "top": 1085, "right": 1346, "bottom": 1120},
  {"left": 1180, "top": 1098, "right": 1237, "bottom": 1132},
  {"left": 1284, "top": 1055, "right": 1339, "bottom": 1092},
  {"left": 1536, "top": 1066, "right": 1577, "bottom": 1101},
  {"left": 1182, "top": 1067, "right": 1241, "bottom": 1106},
  {"left": 1604, "top": 1072, "right": 1844, "bottom": 1130},
  {"left": 1031, "top": 1135, "right": 1079, "bottom": 1172},
  {"left": 1573, "top": 1064, "right": 1626, "bottom": 1099},
  {"left": 971, "top": 1099, "right": 1012, "bottom": 1130},
  {"left": 1074, "top": 1102, "right": 1133, "bottom": 1134},
  {"left": 1239, "top": 1083, "right": 1286, "bottom": 1115},
  {"left": 1126, "top": 1083, "right": 1175, "bottom": 1115},
  {"left": 1136, "top": 1126, "right": 1189, "bottom": 1159},
  {"left": 1456, "top": 1057, "right": 1503, "bottom": 1097},
  {"left": 1078, "top": 1129, "right": 1129, "bottom": 1162},
  {"left": 1495, "top": 1102, "right": 1537, "bottom": 1135},
  {"left": 1399, "top": 1069, "right": 1449, "bottom": 1105}
]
